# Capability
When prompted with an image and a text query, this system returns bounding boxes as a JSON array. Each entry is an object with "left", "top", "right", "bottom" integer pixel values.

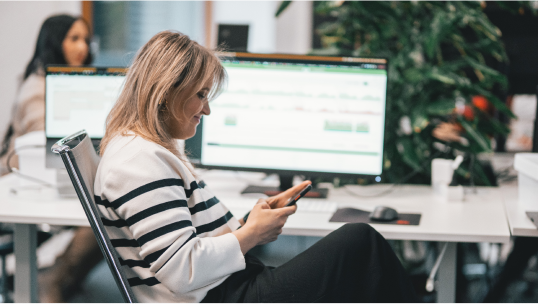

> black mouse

[{"left": 369, "top": 206, "right": 398, "bottom": 221}]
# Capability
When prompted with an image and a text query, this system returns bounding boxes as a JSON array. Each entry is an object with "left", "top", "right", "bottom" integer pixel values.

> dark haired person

[
  {"left": 0, "top": 14, "right": 92, "bottom": 172},
  {"left": 0, "top": 14, "right": 102, "bottom": 303}
]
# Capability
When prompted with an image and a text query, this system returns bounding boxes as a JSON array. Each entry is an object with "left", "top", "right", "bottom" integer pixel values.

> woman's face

[
  {"left": 166, "top": 80, "right": 212, "bottom": 140},
  {"left": 62, "top": 19, "right": 90, "bottom": 66}
]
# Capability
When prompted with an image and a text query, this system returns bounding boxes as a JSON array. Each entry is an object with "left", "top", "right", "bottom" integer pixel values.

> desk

[
  {"left": 491, "top": 152, "right": 538, "bottom": 237},
  {"left": 500, "top": 184, "right": 538, "bottom": 237},
  {"left": 0, "top": 171, "right": 510, "bottom": 303}
]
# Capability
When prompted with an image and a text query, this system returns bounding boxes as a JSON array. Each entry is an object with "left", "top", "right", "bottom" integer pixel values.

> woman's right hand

[{"left": 232, "top": 198, "right": 296, "bottom": 255}]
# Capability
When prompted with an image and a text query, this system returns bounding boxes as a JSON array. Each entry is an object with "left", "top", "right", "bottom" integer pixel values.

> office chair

[{"left": 52, "top": 130, "right": 136, "bottom": 303}]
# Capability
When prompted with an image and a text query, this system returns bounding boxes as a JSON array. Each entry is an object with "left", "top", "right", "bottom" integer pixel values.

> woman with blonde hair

[{"left": 95, "top": 30, "right": 416, "bottom": 302}]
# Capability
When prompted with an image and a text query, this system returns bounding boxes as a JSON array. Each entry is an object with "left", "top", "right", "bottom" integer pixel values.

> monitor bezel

[{"left": 186, "top": 53, "right": 389, "bottom": 180}]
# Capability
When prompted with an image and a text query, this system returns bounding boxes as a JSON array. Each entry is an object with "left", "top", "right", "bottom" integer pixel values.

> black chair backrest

[{"left": 52, "top": 130, "right": 136, "bottom": 303}]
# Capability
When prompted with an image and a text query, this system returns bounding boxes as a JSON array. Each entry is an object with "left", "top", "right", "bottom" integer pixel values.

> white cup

[
  {"left": 432, "top": 159, "right": 454, "bottom": 186},
  {"left": 431, "top": 157, "right": 464, "bottom": 202}
]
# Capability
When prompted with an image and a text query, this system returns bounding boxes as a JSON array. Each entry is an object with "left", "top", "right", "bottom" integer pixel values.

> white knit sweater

[{"left": 94, "top": 134, "right": 246, "bottom": 302}]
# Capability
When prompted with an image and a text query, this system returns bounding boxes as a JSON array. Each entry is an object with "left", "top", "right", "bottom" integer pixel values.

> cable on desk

[{"left": 6, "top": 145, "right": 55, "bottom": 188}]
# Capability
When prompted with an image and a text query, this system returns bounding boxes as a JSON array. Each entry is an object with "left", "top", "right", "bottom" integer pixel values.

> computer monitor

[
  {"left": 45, "top": 66, "right": 126, "bottom": 168},
  {"left": 185, "top": 53, "right": 388, "bottom": 197}
]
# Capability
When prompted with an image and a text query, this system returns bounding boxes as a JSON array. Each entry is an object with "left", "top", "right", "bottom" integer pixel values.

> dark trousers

[
  {"left": 203, "top": 223, "right": 417, "bottom": 302},
  {"left": 483, "top": 237, "right": 538, "bottom": 302}
]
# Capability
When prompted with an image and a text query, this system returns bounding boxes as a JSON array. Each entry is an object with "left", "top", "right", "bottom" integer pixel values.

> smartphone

[
  {"left": 285, "top": 184, "right": 312, "bottom": 207},
  {"left": 242, "top": 184, "right": 312, "bottom": 223}
]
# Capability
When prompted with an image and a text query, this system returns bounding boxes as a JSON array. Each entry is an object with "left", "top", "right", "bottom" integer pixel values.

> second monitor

[
  {"left": 185, "top": 53, "right": 389, "bottom": 197},
  {"left": 45, "top": 66, "right": 127, "bottom": 168}
]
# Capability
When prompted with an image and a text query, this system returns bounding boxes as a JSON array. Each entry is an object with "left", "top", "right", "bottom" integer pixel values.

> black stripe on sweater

[
  {"left": 101, "top": 200, "right": 190, "bottom": 229},
  {"left": 128, "top": 277, "right": 160, "bottom": 287},
  {"left": 94, "top": 195, "right": 112, "bottom": 208},
  {"left": 98, "top": 178, "right": 185, "bottom": 210},
  {"left": 128, "top": 199, "right": 189, "bottom": 226},
  {"left": 137, "top": 220, "right": 193, "bottom": 246},
  {"left": 144, "top": 246, "right": 169, "bottom": 264},
  {"left": 101, "top": 218, "right": 127, "bottom": 228},
  {"left": 119, "top": 258, "right": 150, "bottom": 269},
  {"left": 189, "top": 197, "right": 220, "bottom": 215},
  {"left": 111, "top": 239, "right": 139, "bottom": 247},
  {"left": 184, "top": 180, "right": 201, "bottom": 198},
  {"left": 195, "top": 211, "right": 234, "bottom": 234}
]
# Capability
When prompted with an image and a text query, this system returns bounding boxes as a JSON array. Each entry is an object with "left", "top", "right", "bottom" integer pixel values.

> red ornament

[{"left": 472, "top": 95, "right": 490, "bottom": 112}]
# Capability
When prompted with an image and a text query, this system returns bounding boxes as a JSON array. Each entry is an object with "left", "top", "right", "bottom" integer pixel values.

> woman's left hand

[{"left": 265, "top": 180, "right": 312, "bottom": 209}]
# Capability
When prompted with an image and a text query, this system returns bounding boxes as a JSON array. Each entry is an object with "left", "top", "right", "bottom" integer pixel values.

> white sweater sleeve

[{"left": 100, "top": 146, "right": 245, "bottom": 295}]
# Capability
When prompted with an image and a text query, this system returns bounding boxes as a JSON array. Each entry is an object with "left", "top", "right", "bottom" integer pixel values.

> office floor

[{"left": 17, "top": 236, "right": 538, "bottom": 303}]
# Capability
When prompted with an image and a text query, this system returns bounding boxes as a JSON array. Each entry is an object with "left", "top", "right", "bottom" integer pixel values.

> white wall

[
  {"left": 0, "top": 1, "right": 81, "bottom": 138},
  {"left": 276, "top": 1, "right": 313, "bottom": 54},
  {"left": 211, "top": 1, "right": 312, "bottom": 54}
]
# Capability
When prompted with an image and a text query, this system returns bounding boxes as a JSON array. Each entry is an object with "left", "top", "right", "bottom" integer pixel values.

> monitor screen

[
  {"left": 45, "top": 66, "right": 126, "bottom": 168},
  {"left": 45, "top": 66, "right": 126, "bottom": 139},
  {"left": 187, "top": 53, "right": 388, "bottom": 178}
]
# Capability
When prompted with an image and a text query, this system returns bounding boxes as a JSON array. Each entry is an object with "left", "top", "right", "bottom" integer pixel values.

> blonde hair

[{"left": 100, "top": 31, "right": 226, "bottom": 161}]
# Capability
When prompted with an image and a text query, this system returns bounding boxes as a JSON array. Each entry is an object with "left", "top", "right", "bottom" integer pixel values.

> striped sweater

[{"left": 94, "top": 134, "right": 246, "bottom": 302}]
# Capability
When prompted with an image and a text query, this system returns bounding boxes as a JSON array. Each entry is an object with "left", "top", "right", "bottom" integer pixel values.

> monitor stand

[{"left": 241, "top": 174, "right": 328, "bottom": 198}]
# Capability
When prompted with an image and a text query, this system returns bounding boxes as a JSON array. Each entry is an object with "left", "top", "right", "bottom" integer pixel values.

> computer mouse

[{"left": 369, "top": 206, "right": 398, "bottom": 221}]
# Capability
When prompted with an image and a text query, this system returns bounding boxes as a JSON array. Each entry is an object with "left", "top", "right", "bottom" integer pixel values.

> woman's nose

[{"left": 202, "top": 101, "right": 210, "bottom": 115}]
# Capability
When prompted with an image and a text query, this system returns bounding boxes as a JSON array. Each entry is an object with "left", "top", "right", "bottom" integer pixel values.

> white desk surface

[
  {"left": 0, "top": 174, "right": 88, "bottom": 227},
  {"left": 500, "top": 182, "right": 538, "bottom": 237},
  {"left": 0, "top": 171, "right": 510, "bottom": 244},
  {"left": 490, "top": 152, "right": 538, "bottom": 237},
  {"left": 200, "top": 170, "right": 510, "bottom": 243}
]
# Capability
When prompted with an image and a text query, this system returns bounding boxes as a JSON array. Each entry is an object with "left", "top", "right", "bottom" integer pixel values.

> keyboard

[{"left": 296, "top": 201, "right": 338, "bottom": 213}]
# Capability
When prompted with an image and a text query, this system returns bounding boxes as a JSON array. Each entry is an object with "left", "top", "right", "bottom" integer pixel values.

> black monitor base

[{"left": 240, "top": 174, "right": 328, "bottom": 198}]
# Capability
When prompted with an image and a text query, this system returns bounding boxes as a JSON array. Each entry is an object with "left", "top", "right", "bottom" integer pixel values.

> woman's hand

[
  {"left": 232, "top": 198, "right": 297, "bottom": 255},
  {"left": 265, "top": 180, "right": 312, "bottom": 209}
]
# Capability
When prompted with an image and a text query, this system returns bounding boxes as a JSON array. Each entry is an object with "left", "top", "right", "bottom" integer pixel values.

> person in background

[
  {"left": 95, "top": 30, "right": 418, "bottom": 302},
  {"left": 0, "top": 14, "right": 104, "bottom": 303}
]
